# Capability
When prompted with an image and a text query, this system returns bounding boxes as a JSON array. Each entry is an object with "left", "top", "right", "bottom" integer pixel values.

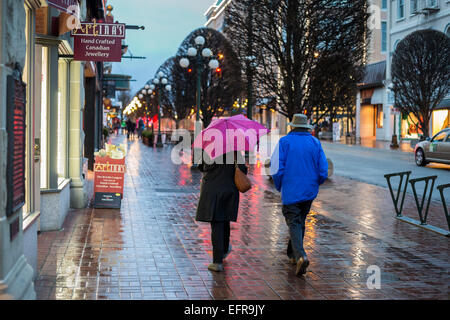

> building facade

[
  {"left": 356, "top": 0, "right": 389, "bottom": 143},
  {"left": 0, "top": 0, "right": 106, "bottom": 299},
  {"left": 386, "top": 0, "right": 450, "bottom": 140}
]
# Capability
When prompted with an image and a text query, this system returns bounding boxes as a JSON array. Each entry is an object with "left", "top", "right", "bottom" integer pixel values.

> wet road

[
  {"left": 35, "top": 135, "right": 449, "bottom": 300},
  {"left": 321, "top": 141, "right": 450, "bottom": 201}
]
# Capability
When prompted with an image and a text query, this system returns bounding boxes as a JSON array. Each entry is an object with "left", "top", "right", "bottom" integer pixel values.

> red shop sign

[
  {"left": 72, "top": 21, "right": 126, "bottom": 62},
  {"left": 93, "top": 156, "right": 126, "bottom": 195}
]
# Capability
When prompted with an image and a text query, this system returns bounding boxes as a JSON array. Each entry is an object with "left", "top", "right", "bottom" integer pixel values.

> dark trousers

[
  {"left": 283, "top": 200, "right": 313, "bottom": 261},
  {"left": 210, "top": 221, "right": 230, "bottom": 264}
]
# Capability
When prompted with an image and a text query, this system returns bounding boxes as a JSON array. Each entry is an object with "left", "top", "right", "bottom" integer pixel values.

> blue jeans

[{"left": 282, "top": 200, "right": 313, "bottom": 261}]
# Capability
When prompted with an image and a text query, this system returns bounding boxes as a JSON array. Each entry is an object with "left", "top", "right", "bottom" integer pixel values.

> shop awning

[
  {"left": 436, "top": 98, "right": 450, "bottom": 110},
  {"left": 358, "top": 61, "right": 386, "bottom": 89}
]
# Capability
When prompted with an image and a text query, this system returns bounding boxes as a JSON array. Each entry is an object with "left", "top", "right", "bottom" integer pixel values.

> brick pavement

[{"left": 35, "top": 135, "right": 449, "bottom": 300}]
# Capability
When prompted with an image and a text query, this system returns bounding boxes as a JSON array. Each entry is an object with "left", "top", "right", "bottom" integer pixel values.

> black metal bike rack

[
  {"left": 385, "top": 172, "right": 448, "bottom": 237},
  {"left": 384, "top": 171, "right": 411, "bottom": 217},
  {"left": 409, "top": 175, "right": 437, "bottom": 225},
  {"left": 437, "top": 183, "right": 450, "bottom": 233}
]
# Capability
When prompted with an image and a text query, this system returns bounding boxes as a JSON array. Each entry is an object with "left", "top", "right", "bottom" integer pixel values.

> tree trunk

[{"left": 419, "top": 111, "right": 431, "bottom": 138}]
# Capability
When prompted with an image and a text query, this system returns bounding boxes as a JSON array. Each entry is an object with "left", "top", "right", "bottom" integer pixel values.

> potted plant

[
  {"left": 142, "top": 130, "right": 154, "bottom": 147},
  {"left": 102, "top": 126, "right": 110, "bottom": 141}
]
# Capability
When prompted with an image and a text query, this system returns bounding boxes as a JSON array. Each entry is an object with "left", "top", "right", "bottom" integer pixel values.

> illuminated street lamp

[
  {"left": 151, "top": 73, "right": 171, "bottom": 147},
  {"left": 178, "top": 35, "right": 219, "bottom": 166}
]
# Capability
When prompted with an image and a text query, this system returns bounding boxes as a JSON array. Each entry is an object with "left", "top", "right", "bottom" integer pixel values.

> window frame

[
  {"left": 410, "top": 0, "right": 419, "bottom": 15},
  {"left": 426, "top": 0, "right": 438, "bottom": 8},
  {"left": 397, "top": 0, "right": 405, "bottom": 20},
  {"left": 381, "top": 21, "right": 387, "bottom": 52}
]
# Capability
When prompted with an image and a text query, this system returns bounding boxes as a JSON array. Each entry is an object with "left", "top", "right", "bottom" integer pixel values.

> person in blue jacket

[{"left": 270, "top": 113, "right": 328, "bottom": 276}]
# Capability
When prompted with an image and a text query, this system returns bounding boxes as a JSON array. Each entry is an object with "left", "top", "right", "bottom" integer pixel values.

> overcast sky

[{"left": 107, "top": 0, "right": 214, "bottom": 95}]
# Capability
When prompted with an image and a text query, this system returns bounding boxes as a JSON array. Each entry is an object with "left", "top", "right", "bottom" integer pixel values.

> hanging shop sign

[
  {"left": 93, "top": 144, "right": 127, "bottom": 208},
  {"left": 6, "top": 74, "right": 26, "bottom": 218},
  {"left": 48, "top": 0, "right": 78, "bottom": 12},
  {"left": 71, "top": 21, "right": 126, "bottom": 62}
]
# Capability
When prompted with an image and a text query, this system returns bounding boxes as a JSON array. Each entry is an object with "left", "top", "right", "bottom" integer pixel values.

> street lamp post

[
  {"left": 179, "top": 35, "right": 219, "bottom": 166},
  {"left": 388, "top": 84, "right": 399, "bottom": 149},
  {"left": 151, "top": 72, "right": 172, "bottom": 148},
  {"left": 139, "top": 84, "right": 153, "bottom": 133}
]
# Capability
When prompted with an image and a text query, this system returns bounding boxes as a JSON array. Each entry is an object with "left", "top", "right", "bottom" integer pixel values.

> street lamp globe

[
  {"left": 141, "top": 89, "right": 146, "bottom": 94},
  {"left": 150, "top": 84, "right": 155, "bottom": 90},
  {"left": 187, "top": 47, "right": 197, "bottom": 57},
  {"left": 194, "top": 35, "right": 205, "bottom": 46},
  {"left": 144, "top": 84, "right": 150, "bottom": 90},
  {"left": 161, "top": 78, "right": 168, "bottom": 85},
  {"left": 153, "top": 78, "right": 160, "bottom": 85},
  {"left": 165, "top": 85, "right": 172, "bottom": 91},
  {"left": 179, "top": 58, "right": 190, "bottom": 68},
  {"left": 139, "top": 94, "right": 143, "bottom": 99},
  {"left": 202, "top": 48, "right": 212, "bottom": 58},
  {"left": 209, "top": 59, "right": 219, "bottom": 70},
  {"left": 158, "top": 71, "right": 165, "bottom": 78}
]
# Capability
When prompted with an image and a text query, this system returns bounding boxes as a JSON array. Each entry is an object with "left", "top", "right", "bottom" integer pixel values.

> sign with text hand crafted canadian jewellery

[{"left": 71, "top": 20, "right": 126, "bottom": 62}]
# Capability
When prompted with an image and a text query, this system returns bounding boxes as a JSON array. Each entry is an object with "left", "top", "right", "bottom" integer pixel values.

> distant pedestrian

[
  {"left": 126, "top": 119, "right": 133, "bottom": 139},
  {"left": 131, "top": 121, "right": 136, "bottom": 138},
  {"left": 196, "top": 151, "right": 248, "bottom": 272},
  {"left": 113, "top": 120, "right": 120, "bottom": 136},
  {"left": 270, "top": 114, "right": 328, "bottom": 276},
  {"left": 121, "top": 120, "right": 126, "bottom": 135},
  {"left": 138, "top": 118, "right": 145, "bottom": 138}
]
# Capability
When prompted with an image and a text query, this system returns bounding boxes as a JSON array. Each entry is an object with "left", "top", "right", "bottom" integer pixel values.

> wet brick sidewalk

[{"left": 35, "top": 135, "right": 449, "bottom": 300}]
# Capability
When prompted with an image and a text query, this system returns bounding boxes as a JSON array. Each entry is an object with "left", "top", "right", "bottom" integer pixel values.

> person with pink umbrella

[{"left": 194, "top": 115, "right": 268, "bottom": 272}]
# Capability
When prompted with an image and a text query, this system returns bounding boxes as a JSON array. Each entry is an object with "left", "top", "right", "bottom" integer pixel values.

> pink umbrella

[{"left": 193, "top": 114, "right": 269, "bottom": 159}]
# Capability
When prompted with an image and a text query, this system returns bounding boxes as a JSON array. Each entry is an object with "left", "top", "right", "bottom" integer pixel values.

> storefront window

[
  {"left": 401, "top": 112, "right": 421, "bottom": 139},
  {"left": 432, "top": 109, "right": 449, "bottom": 136},
  {"left": 40, "top": 46, "right": 49, "bottom": 189},
  {"left": 57, "top": 59, "right": 69, "bottom": 180},
  {"left": 376, "top": 105, "right": 383, "bottom": 128},
  {"left": 57, "top": 89, "right": 65, "bottom": 179},
  {"left": 23, "top": 3, "right": 33, "bottom": 218}
]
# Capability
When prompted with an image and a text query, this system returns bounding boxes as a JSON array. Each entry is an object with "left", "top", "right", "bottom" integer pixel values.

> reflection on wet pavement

[{"left": 35, "top": 135, "right": 449, "bottom": 300}]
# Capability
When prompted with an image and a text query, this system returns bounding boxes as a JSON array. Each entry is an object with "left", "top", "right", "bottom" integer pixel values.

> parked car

[{"left": 414, "top": 128, "right": 450, "bottom": 166}]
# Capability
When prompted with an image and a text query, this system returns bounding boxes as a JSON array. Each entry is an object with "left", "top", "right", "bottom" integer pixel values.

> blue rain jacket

[{"left": 270, "top": 132, "right": 328, "bottom": 205}]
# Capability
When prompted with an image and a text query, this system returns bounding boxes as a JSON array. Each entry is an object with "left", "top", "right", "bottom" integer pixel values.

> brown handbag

[{"left": 234, "top": 162, "right": 252, "bottom": 193}]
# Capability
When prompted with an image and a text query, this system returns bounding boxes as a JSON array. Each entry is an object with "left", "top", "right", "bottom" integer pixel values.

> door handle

[{"left": 34, "top": 138, "right": 40, "bottom": 163}]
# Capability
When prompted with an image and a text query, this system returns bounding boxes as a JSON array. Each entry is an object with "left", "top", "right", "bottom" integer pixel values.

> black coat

[{"left": 196, "top": 153, "right": 248, "bottom": 222}]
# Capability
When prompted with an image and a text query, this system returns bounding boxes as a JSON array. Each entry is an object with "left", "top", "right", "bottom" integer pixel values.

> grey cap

[{"left": 287, "top": 113, "right": 313, "bottom": 129}]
